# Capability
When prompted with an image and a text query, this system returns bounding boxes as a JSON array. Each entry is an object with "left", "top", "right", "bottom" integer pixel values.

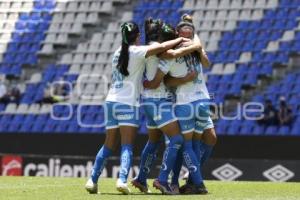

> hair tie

[
  {"left": 121, "top": 23, "right": 132, "bottom": 44},
  {"left": 125, "top": 24, "right": 132, "bottom": 32},
  {"left": 163, "top": 25, "right": 172, "bottom": 33}
]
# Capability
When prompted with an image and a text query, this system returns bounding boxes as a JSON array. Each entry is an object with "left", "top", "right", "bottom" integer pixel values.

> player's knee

[
  {"left": 204, "top": 128, "right": 217, "bottom": 146},
  {"left": 211, "top": 134, "right": 217, "bottom": 146}
]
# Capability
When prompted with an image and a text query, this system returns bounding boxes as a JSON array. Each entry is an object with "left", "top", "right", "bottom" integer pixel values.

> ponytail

[
  {"left": 117, "top": 22, "right": 139, "bottom": 76},
  {"left": 118, "top": 41, "right": 130, "bottom": 76}
]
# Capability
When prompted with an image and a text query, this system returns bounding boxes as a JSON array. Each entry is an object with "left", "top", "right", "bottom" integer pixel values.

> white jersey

[
  {"left": 159, "top": 53, "right": 210, "bottom": 105},
  {"left": 106, "top": 45, "right": 148, "bottom": 107},
  {"left": 142, "top": 42, "right": 171, "bottom": 99}
]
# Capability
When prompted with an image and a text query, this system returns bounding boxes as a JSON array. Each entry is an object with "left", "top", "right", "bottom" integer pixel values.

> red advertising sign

[{"left": 1, "top": 155, "right": 23, "bottom": 176}]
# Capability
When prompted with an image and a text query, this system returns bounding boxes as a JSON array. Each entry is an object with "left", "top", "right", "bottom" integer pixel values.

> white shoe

[
  {"left": 85, "top": 178, "right": 98, "bottom": 194},
  {"left": 116, "top": 179, "right": 131, "bottom": 195},
  {"left": 183, "top": 172, "right": 189, "bottom": 180}
]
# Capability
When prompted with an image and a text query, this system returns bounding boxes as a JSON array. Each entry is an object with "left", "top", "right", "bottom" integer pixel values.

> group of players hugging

[{"left": 85, "top": 14, "right": 217, "bottom": 195}]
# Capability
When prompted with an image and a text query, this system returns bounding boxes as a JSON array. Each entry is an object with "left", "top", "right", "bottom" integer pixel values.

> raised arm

[
  {"left": 196, "top": 35, "right": 210, "bottom": 67},
  {"left": 164, "top": 71, "right": 197, "bottom": 87},
  {"left": 159, "top": 36, "right": 202, "bottom": 59},
  {"left": 199, "top": 48, "right": 210, "bottom": 67},
  {"left": 145, "top": 37, "right": 183, "bottom": 58}
]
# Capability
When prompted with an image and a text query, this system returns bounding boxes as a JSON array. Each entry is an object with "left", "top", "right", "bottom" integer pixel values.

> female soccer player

[
  {"left": 85, "top": 21, "right": 186, "bottom": 195},
  {"left": 144, "top": 14, "right": 216, "bottom": 194},
  {"left": 168, "top": 14, "right": 217, "bottom": 194},
  {"left": 131, "top": 19, "right": 202, "bottom": 195}
]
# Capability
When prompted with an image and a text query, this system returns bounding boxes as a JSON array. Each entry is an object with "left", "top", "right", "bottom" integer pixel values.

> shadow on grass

[
  {"left": 99, "top": 193, "right": 162, "bottom": 195},
  {"left": 98, "top": 192, "right": 212, "bottom": 196}
]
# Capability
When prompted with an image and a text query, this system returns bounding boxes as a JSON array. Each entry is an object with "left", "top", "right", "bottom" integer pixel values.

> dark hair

[
  {"left": 144, "top": 18, "right": 163, "bottom": 44},
  {"left": 117, "top": 22, "right": 140, "bottom": 76},
  {"left": 159, "top": 23, "right": 177, "bottom": 42},
  {"left": 176, "top": 14, "right": 195, "bottom": 32}
]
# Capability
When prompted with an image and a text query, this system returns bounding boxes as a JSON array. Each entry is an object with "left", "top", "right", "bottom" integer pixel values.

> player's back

[
  {"left": 106, "top": 45, "right": 148, "bottom": 106},
  {"left": 143, "top": 42, "right": 171, "bottom": 99}
]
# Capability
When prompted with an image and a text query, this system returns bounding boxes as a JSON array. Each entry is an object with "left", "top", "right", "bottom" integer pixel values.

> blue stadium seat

[
  {"left": 253, "top": 125, "right": 265, "bottom": 135},
  {"left": 244, "top": 73, "right": 257, "bottom": 85},
  {"left": 278, "top": 126, "right": 291, "bottom": 135},
  {"left": 215, "top": 124, "right": 227, "bottom": 135},
  {"left": 291, "top": 125, "right": 300, "bottom": 136},
  {"left": 240, "top": 124, "right": 254, "bottom": 135},
  {"left": 265, "top": 126, "right": 278, "bottom": 135},
  {"left": 227, "top": 124, "right": 240, "bottom": 135}
]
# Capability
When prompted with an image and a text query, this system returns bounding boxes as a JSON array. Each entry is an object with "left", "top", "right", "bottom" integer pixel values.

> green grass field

[{"left": 0, "top": 177, "right": 300, "bottom": 200}]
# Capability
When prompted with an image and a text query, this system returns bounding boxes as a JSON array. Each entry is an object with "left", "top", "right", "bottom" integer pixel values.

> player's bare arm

[
  {"left": 158, "top": 38, "right": 202, "bottom": 59},
  {"left": 164, "top": 71, "right": 198, "bottom": 88}
]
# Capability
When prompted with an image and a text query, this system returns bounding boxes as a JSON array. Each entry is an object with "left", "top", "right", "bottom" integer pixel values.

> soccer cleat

[
  {"left": 170, "top": 183, "right": 180, "bottom": 195},
  {"left": 193, "top": 183, "right": 208, "bottom": 195},
  {"left": 153, "top": 179, "right": 174, "bottom": 195},
  {"left": 179, "top": 183, "right": 194, "bottom": 194},
  {"left": 85, "top": 178, "right": 98, "bottom": 194},
  {"left": 116, "top": 179, "right": 131, "bottom": 195},
  {"left": 180, "top": 183, "right": 208, "bottom": 195},
  {"left": 131, "top": 177, "right": 151, "bottom": 194}
]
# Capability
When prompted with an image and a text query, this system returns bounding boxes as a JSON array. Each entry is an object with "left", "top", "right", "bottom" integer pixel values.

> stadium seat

[
  {"left": 253, "top": 125, "right": 265, "bottom": 135},
  {"left": 278, "top": 126, "right": 290, "bottom": 135}
]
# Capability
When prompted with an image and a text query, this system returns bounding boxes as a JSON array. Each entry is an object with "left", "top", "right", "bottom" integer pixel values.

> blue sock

[
  {"left": 183, "top": 141, "right": 203, "bottom": 186},
  {"left": 171, "top": 147, "right": 183, "bottom": 185},
  {"left": 158, "top": 134, "right": 183, "bottom": 183},
  {"left": 186, "top": 140, "right": 204, "bottom": 184},
  {"left": 200, "top": 141, "right": 213, "bottom": 167},
  {"left": 193, "top": 140, "right": 203, "bottom": 166},
  {"left": 137, "top": 141, "right": 160, "bottom": 183},
  {"left": 91, "top": 146, "right": 112, "bottom": 183},
  {"left": 119, "top": 144, "right": 133, "bottom": 183}
]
